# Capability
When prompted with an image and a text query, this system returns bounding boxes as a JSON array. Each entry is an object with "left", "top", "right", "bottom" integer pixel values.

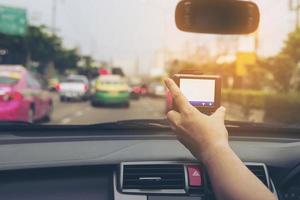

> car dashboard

[
  {"left": 0, "top": 161, "right": 285, "bottom": 200},
  {"left": 0, "top": 162, "right": 277, "bottom": 200},
  {"left": 0, "top": 126, "right": 299, "bottom": 200}
]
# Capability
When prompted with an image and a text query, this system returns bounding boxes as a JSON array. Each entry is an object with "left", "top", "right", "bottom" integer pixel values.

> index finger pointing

[{"left": 164, "top": 78, "right": 190, "bottom": 111}]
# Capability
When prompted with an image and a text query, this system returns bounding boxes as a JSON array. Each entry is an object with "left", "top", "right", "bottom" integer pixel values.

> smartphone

[{"left": 173, "top": 74, "right": 221, "bottom": 114}]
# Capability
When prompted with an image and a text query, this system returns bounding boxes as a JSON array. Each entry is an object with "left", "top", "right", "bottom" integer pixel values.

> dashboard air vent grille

[
  {"left": 122, "top": 164, "right": 185, "bottom": 190},
  {"left": 247, "top": 164, "right": 269, "bottom": 188}
]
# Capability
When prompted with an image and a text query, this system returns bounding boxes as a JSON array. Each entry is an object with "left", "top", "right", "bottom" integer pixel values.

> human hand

[{"left": 164, "top": 78, "right": 229, "bottom": 164}]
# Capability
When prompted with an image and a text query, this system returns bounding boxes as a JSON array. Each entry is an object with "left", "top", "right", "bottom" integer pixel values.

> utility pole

[
  {"left": 290, "top": 0, "right": 300, "bottom": 30},
  {"left": 254, "top": 30, "right": 259, "bottom": 53},
  {"left": 135, "top": 57, "right": 139, "bottom": 76},
  {"left": 52, "top": 0, "right": 57, "bottom": 35}
]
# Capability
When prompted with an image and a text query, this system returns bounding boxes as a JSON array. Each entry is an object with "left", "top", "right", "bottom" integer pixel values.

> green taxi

[{"left": 91, "top": 75, "right": 130, "bottom": 107}]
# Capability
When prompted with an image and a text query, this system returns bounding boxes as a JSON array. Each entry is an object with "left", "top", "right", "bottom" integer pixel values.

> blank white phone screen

[{"left": 180, "top": 78, "right": 215, "bottom": 106}]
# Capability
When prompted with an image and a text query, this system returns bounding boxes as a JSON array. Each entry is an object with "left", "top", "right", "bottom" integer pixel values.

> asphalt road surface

[
  {"left": 46, "top": 93, "right": 245, "bottom": 125},
  {"left": 47, "top": 94, "right": 166, "bottom": 125}
]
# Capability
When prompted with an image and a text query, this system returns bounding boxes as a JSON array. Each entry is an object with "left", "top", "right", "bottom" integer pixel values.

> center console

[{"left": 115, "top": 161, "right": 277, "bottom": 200}]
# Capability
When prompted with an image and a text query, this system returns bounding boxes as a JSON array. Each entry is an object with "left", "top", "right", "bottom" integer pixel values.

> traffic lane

[
  {"left": 50, "top": 101, "right": 90, "bottom": 124},
  {"left": 48, "top": 97, "right": 166, "bottom": 125},
  {"left": 47, "top": 92, "right": 91, "bottom": 124},
  {"left": 47, "top": 93, "right": 242, "bottom": 125},
  {"left": 67, "top": 97, "right": 166, "bottom": 124}
]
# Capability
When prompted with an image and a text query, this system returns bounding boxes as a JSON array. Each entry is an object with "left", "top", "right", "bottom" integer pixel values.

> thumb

[{"left": 211, "top": 106, "right": 226, "bottom": 122}]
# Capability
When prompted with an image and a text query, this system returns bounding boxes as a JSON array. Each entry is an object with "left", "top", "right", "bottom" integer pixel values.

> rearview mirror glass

[{"left": 175, "top": 0, "right": 260, "bottom": 34}]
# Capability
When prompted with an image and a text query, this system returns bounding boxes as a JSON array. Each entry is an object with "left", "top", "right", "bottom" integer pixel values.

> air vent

[
  {"left": 246, "top": 164, "right": 270, "bottom": 188},
  {"left": 121, "top": 164, "right": 185, "bottom": 191}
]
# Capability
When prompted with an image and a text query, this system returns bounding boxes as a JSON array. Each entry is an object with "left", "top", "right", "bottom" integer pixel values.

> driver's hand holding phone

[{"left": 164, "top": 77, "right": 276, "bottom": 200}]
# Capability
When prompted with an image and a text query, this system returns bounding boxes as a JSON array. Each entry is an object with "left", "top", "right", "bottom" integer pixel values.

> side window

[
  {"left": 37, "top": 78, "right": 47, "bottom": 90},
  {"left": 27, "top": 74, "right": 35, "bottom": 88},
  {"left": 34, "top": 78, "right": 41, "bottom": 89},
  {"left": 27, "top": 73, "right": 41, "bottom": 89}
]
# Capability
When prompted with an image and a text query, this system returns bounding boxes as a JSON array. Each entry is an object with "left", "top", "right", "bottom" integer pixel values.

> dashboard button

[{"left": 187, "top": 165, "right": 202, "bottom": 187}]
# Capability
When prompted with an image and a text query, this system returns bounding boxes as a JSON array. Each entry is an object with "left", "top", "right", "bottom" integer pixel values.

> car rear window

[
  {"left": 64, "top": 79, "right": 85, "bottom": 83},
  {"left": 101, "top": 80, "right": 125, "bottom": 85},
  {"left": 0, "top": 71, "right": 21, "bottom": 85}
]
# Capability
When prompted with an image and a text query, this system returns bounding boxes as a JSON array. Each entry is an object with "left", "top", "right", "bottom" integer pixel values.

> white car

[
  {"left": 58, "top": 75, "right": 90, "bottom": 102},
  {"left": 148, "top": 82, "right": 166, "bottom": 97}
]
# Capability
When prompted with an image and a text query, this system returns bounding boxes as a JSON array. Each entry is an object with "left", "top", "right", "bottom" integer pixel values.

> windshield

[{"left": 0, "top": 0, "right": 298, "bottom": 126}]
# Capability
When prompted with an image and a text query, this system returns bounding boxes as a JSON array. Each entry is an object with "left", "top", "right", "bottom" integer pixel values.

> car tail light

[
  {"left": 1, "top": 94, "right": 10, "bottom": 101},
  {"left": 56, "top": 84, "right": 61, "bottom": 91},
  {"left": 1, "top": 91, "right": 23, "bottom": 101},
  {"left": 141, "top": 88, "right": 146, "bottom": 94},
  {"left": 133, "top": 86, "right": 140, "bottom": 93},
  {"left": 11, "top": 91, "right": 23, "bottom": 101},
  {"left": 83, "top": 85, "right": 88, "bottom": 92}
]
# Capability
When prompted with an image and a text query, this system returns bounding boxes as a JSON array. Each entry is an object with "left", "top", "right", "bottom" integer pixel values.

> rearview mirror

[{"left": 175, "top": 0, "right": 260, "bottom": 34}]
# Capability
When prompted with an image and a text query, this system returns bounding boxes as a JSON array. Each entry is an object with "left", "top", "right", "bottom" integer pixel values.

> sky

[{"left": 0, "top": 0, "right": 296, "bottom": 74}]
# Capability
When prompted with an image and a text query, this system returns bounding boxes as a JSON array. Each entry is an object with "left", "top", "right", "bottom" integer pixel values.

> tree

[
  {"left": 261, "top": 54, "right": 296, "bottom": 92},
  {"left": 0, "top": 24, "right": 89, "bottom": 75},
  {"left": 77, "top": 56, "right": 99, "bottom": 79},
  {"left": 26, "top": 26, "right": 61, "bottom": 64},
  {"left": 257, "top": 29, "right": 300, "bottom": 92},
  {"left": 81, "top": 55, "right": 94, "bottom": 68},
  {"left": 281, "top": 29, "right": 300, "bottom": 64},
  {"left": 241, "top": 59, "right": 272, "bottom": 90},
  {"left": 0, "top": 33, "right": 27, "bottom": 65},
  {"left": 26, "top": 25, "right": 82, "bottom": 73},
  {"left": 54, "top": 48, "right": 80, "bottom": 74}
]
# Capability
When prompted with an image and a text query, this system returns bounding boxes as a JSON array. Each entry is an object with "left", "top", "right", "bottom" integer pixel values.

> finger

[
  {"left": 166, "top": 110, "right": 181, "bottom": 127},
  {"left": 211, "top": 106, "right": 226, "bottom": 122},
  {"left": 164, "top": 78, "right": 190, "bottom": 111}
]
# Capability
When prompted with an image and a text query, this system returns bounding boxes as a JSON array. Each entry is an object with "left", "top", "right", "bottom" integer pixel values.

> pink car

[{"left": 0, "top": 65, "right": 53, "bottom": 123}]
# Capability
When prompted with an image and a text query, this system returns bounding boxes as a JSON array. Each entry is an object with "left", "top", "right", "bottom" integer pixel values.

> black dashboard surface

[
  {"left": 0, "top": 166, "right": 114, "bottom": 200},
  {"left": 0, "top": 126, "right": 299, "bottom": 200}
]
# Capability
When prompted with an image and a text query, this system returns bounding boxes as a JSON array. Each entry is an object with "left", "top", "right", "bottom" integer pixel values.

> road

[
  {"left": 47, "top": 94, "right": 166, "bottom": 125},
  {"left": 46, "top": 93, "right": 245, "bottom": 125}
]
